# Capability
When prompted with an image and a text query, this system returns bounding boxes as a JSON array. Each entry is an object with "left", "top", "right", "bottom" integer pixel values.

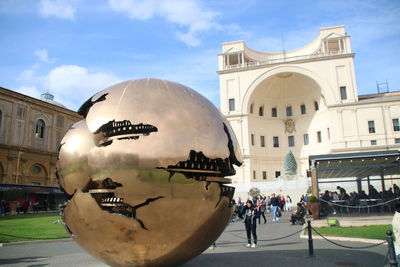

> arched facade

[
  {"left": 218, "top": 26, "right": 400, "bottom": 198},
  {"left": 0, "top": 86, "right": 82, "bottom": 186},
  {"left": 27, "top": 163, "right": 49, "bottom": 185},
  {"left": 241, "top": 65, "right": 335, "bottom": 113}
]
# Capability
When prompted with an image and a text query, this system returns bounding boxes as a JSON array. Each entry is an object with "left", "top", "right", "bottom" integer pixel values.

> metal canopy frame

[{"left": 308, "top": 150, "right": 400, "bottom": 198}]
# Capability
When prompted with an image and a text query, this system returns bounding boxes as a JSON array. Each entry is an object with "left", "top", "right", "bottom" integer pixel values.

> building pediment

[
  {"left": 322, "top": 32, "right": 345, "bottom": 40},
  {"left": 223, "top": 47, "right": 242, "bottom": 54}
]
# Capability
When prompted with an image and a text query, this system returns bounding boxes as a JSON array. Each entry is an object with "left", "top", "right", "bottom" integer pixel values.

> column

[
  {"left": 380, "top": 167, "right": 386, "bottom": 192},
  {"left": 356, "top": 177, "right": 362, "bottom": 194},
  {"left": 311, "top": 167, "right": 319, "bottom": 198}
]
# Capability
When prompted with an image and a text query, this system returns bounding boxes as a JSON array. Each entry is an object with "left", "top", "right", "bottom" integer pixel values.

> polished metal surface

[{"left": 57, "top": 78, "right": 242, "bottom": 267}]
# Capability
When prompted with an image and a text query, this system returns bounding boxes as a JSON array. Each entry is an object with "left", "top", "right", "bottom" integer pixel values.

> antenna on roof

[
  {"left": 281, "top": 31, "right": 286, "bottom": 60},
  {"left": 376, "top": 80, "right": 389, "bottom": 94}
]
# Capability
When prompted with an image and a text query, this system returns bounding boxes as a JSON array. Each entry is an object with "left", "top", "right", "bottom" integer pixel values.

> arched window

[
  {"left": 259, "top": 106, "right": 264, "bottom": 116},
  {"left": 32, "top": 164, "right": 42, "bottom": 175},
  {"left": 35, "top": 119, "right": 45, "bottom": 139}
]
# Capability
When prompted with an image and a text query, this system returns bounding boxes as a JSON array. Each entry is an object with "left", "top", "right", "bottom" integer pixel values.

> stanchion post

[
  {"left": 307, "top": 220, "right": 315, "bottom": 257},
  {"left": 387, "top": 230, "right": 398, "bottom": 267}
]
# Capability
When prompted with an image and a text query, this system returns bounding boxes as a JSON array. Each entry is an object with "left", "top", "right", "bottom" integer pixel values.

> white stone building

[{"left": 218, "top": 25, "right": 400, "bottom": 199}]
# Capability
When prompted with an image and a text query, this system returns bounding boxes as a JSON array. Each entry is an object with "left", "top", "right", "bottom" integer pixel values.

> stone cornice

[
  {"left": 0, "top": 87, "right": 81, "bottom": 118},
  {"left": 329, "top": 96, "right": 400, "bottom": 108},
  {"left": 0, "top": 143, "right": 58, "bottom": 157},
  {"left": 224, "top": 113, "right": 248, "bottom": 118}
]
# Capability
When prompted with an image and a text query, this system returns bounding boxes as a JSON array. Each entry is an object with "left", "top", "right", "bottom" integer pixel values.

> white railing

[{"left": 222, "top": 51, "right": 348, "bottom": 71}]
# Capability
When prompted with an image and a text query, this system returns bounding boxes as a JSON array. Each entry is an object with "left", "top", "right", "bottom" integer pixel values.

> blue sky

[{"left": 0, "top": 0, "right": 399, "bottom": 111}]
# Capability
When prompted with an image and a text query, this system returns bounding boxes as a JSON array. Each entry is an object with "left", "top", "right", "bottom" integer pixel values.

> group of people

[
  {"left": 233, "top": 185, "right": 400, "bottom": 250},
  {"left": 317, "top": 184, "right": 400, "bottom": 216},
  {"left": 236, "top": 195, "right": 293, "bottom": 218},
  {"left": 0, "top": 199, "right": 40, "bottom": 215},
  {"left": 326, "top": 185, "right": 399, "bottom": 202},
  {"left": 235, "top": 193, "right": 294, "bottom": 248}
]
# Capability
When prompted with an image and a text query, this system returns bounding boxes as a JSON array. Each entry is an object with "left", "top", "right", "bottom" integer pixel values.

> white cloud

[
  {"left": 39, "top": 0, "right": 76, "bottom": 20},
  {"left": 34, "top": 49, "right": 56, "bottom": 64},
  {"left": 18, "top": 49, "right": 55, "bottom": 82},
  {"left": 108, "top": 0, "right": 157, "bottom": 20},
  {"left": 19, "top": 68, "right": 36, "bottom": 81},
  {"left": 15, "top": 85, "right": 42, "bottom": 99},
  {"left": 44, "top": 65, "right": 121, "bottom": 103},
  {"left": 18, "top": 63, "right": 41, "bottom": 82},
  {"left": 108, "top": 0, "right": 220, "bottom": 46}
]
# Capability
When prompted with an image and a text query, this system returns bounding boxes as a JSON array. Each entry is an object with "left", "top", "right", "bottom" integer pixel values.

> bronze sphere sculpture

[{"left": 57, "top": 78, "right": 242, "bottom": 267}]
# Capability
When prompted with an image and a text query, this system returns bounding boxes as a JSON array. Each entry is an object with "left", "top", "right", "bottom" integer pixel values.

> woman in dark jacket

[{"left": 242, "top": 200, "right": 258, "bottom": 248}]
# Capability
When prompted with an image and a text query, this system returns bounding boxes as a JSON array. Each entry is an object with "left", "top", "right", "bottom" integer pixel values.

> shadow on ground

[
  {"left": 182, "top": 249, "right": 386, "bottom": 267},
  {"left": 0, "top": 257, "right": 48, "bottom": 266}
]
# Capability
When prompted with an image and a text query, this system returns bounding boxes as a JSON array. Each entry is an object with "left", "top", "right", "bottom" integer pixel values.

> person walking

[
  {"left": 279, "top": 195, "right": 286, "bottom": 211},
  {"left": 268, "top": 193, "right": 280, "bottom": 222},
  {"left": 286, "top": 195, "right": 292, "bottom": 211},
  {"left": 259, "top": 197, "right": 267, "bottom": 224},
  {"left": 242, "top": 200, "right": 258, "bottom": 248}
]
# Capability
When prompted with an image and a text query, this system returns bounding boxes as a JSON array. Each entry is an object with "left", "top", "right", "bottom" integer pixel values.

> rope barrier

[
  {"left": 311, "top": 226, "right": 387, "bottom": 249},
  {"left": 228, "top": 226, "right": 306, "bottom": 242},
  {"left": 319, "top": 196, "right": 400, "bottom": 209},
  {"left": 259, "top": 227, "right": 306, "bottom": 242}
]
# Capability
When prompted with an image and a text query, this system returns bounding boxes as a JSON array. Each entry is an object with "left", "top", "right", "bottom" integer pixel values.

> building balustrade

[{"left": 221, "top": 50, "right": 349, "bottom": 71}]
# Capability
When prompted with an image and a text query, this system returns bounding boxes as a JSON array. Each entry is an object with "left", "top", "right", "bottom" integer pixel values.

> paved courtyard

[{"left": 0, "top": 213, "right": 390, "bottom": 267}]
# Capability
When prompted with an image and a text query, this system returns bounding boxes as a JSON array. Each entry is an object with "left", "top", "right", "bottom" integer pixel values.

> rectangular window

[
  {"left": 259, "top": 106, "right": 264, "bottom": 116},
  {"left": 250, "top": 103, "right": 254, "bottom": 114},
  {"left": 262, "top": 171, "right": 267, "bottom": 180},
  {"left": 253, "top": 170, "right": 256, "bottom": 180},
  {"left": 228, "top": 98, "right": 235, "bottom": 111},
  {"left": 327, "top": 128, "right": 330, "bottom": 140},
  {"left": 260, "top": 136, "right": 265, "bottom": 147},
  {"left": 303, "top": 134, "right": 309, "bottom": 145},
  {"left": 395, "top": 138, "right": 400, "bottom": 144},
  {"left": 368, "top": 120, "right": 376, "bottom": 133},
  {"left": 286, "top": 106, "right": 293, "bottom": 117},
  {"left": 314, "top": 101, "right": 319, "bottom": 111},
  {"left": 371, "top": 140, "right": 377, "bottom": 145},
  {"left": 56, "top": 115, "right": 64, "bottom": 128},
  {"left": 251, "top": 134, "right": 255, "bottom": 146},
  {"left": 55, "top": 130, "right": 62, "bottom": 148},
  {"left": 317, "top": 131, "right": 322, "bottom": 143},
  {"left": 271, "top": 107, "right": 277, "bottom": 117},
  {"left": 340, "top": 86, "right": 347, "bottom": 100},
  {"left": 275, "top": 171, "right": 281, "bottom": 179},
  {"left": 288, "top": 135, "right": 295, "bottom": 147},
  {"left": 393, "top": 119, "right": 400, "bottom": 131},
  {"left": 273, "top": 136, "right": 279, "bottom": 147},
  {"left": 301, "top": 104, "right": 306, "bottom": 115},
  {"left": 16, "top": 105, "right": 26, "bottom": 119}
]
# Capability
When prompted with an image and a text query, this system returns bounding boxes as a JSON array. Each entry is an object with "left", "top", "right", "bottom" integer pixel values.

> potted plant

[{"left": 306, "top": 195, "right": 321, "bottom": 220}]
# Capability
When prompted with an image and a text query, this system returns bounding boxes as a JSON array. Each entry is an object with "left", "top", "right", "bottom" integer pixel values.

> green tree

[
  {"left": 248, "top": 187, "right": 261, "bottom": 197},
  {"left": 284, "top": 150, "right": 297, "bottom": 175}
]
